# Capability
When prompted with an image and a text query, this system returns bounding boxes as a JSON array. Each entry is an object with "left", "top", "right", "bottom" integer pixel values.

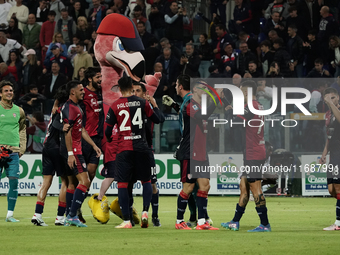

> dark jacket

[
  {"left": 180, "top": 52, "right": 201, "bottom": 78},
  {"left": 44, "top": 54, "right": 73, "bottom": 79},
  {"left": 286, "top": 35, "right": 304, "bottom": 64},
  {"left": 69, "top": 8, "right": 87, "bottom": 24},
  {"left": 303, "top": 39, "right": 320, "bottom": 73},
  {"left": 22, "top": 62, "right": 42, "bottom": 87},
  {"left": 233, "top": 2, "right": 253, "bottom": 33},
  {"left": 87, "top": 6, "right": 107, "bottom": 30},
  {"left": 148, "top": 10, "right": 165, "bottom": 33},
  {"left": 273, "top": 47, "right": 291, "bottom": 77},
  {"left": 165, "top": 11, "right": 185, "bottom": 41},
  {"left": 197, "top": 42, "right": 213, "bottom": 61},
  {"left": 317, "top": 15, "right": 338, "bottom": 45},
  {"left": 17, "top": 92, "right": 46, "bottom": 114},
  {"left": 306, "top": 68, "right": 331, "bottom": 78},
  {"left": 140, "top": 31, "right": 153, "bottom": 49},
  {"left": 238, "top": 50, "right": 257, "bottom": 76},
  {"left": 219, "top": 52, "right": 239, "bottom": 77},
  {"left": 0, "top": 71, "right": 18, "bottom": 91},
  {"left": 212, "top": 31, "right": 233, "bottom": 61},
  {"left": 142, "top": 46, "right": 160, "bottom": 75},
  {"left": 39, "top": 72, "right": 67, "bottom": 99},
  {"left": 75, "top": 26, "right": 93, "bottom": 42},
  {"left": 6, "top": 60, "right": 23, "bottom": 83},
  {"left": 154, "top": 54, "right": 180, "bottom": 87},
  {"left": 263, "top": 18, "right": 286, "bottom": 40},
  {"left": 57, "top": 18, "right": 74, "bottom": 45}
]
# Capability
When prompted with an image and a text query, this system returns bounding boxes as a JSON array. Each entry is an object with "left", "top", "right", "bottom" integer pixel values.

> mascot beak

[{"left": 106, "top": 37, "right": 145, "bottom": 82}]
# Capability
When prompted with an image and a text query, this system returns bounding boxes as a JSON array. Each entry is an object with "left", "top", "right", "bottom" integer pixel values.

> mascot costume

[{"left": 87, "top": 14, "right": 161, "bottom": 224}]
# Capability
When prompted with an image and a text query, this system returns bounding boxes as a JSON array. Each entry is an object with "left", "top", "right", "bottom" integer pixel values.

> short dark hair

[
  {"left": 85, "top": 67, "right": 101, "bottom": 81},
  {"left": 48, "top": 10, "right": 56, "bottom": 16},
  {"left": 54, "top": 84, "right": 69, "bottom": 105},
  {"left": 66, "top": 80, "right": 81, "bottom": 95},
  {"left": 215, "top": 24, "right": 226, "bottom": 31},
  {"left": 60, "top": 8, "right": 68, "bottom": 13},
  {"left": 288, "top": 24, "right": 297, "bottom": 31},
  {"left": 137, "top": 21, "right": 145, "bottom": 26},
  {"left": 133, "top": 81, "right": 146, "bottom": 92},
  {"left": 200, "top": 33, "right": 208, "bottom": 40},
  {"left": 238, "top": 31, "right": 248, "bottom": 38},
  {"left": 248, "top": 60, "right": 257, "bottom": 66},
  {"left": 29, "top": 84, "right": 38, "bottom": 90},
  {"left": 0, "top": 81, "right": 14, "bottom": 93},
  {"left": 32, "top": 111, "right": 44, "bottom": 122},
  {"left": 177, "top": 74, "right": 190, "bottom": 91},
  {"left": 288, "top": 6, "right": 297, "bottom": 13},
  {"left": 259, "top": 40, "right": 271, "bottom": 48},
  {"left": 240, "top": 80, "right": 257, "bottom": 96},
  {"left": 324, "top": 87, "right": 339, "bottom": 96},
  {"left": 315, "top": 58, "right": 323, "bottom": 65},
  {"left": 308, "top": 29, "right": 317, "bottom": 36},
  {"left": 118, "top": 76, "right": 133, "bottom": 92},
  {"left": 134, "top": 5, "right": 142, "bottom": 11},
  {"left": 76, "top": 41, "right": 85, "bottom": 47},
  {"left": 273, "top": 38, "right": 284, "bottom": 47}
]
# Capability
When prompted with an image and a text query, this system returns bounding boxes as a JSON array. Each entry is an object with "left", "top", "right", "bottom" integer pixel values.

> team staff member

[{"left": 0, "top": 81, "right": 26, "bottom": 222}]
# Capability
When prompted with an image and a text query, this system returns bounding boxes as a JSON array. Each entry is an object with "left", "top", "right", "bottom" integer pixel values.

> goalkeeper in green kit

[{"left": 0, "top": 81, "right": 26, "bottom": 222}]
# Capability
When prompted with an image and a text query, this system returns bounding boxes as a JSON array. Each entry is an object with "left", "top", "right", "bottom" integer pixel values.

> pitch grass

[{"left": 0, "top": 196, "right": 338, "bottom": 255}]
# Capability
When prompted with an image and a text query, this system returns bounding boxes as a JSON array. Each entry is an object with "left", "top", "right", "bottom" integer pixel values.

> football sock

[
  {"left": 232, "top": 203, "right": 245, "bottom": 222},
  {"left": 336, "top": 194, "right": 340, "bottom": 223},
  {"left": 69, "top": 184, "right": 87, "bottom": 217},
  {"left": 256, "top": 207, "right": 269, "bottom": 226},
  {"left": 35, "top": 201, "right": 44, "bottom": 214},
  {"left": 142, "top": 181, "right": 152, "bottom": 212},
  {"left": 196, "top": 190, "right": 208, "bottom": 222},
  {"left": 6, "top": 210, "right": 13, "bottom": 218},
  {"left": 57, "top": 201, "right": 67, "bottom": 217},
  {"left": 188, "top": 194, "right": 197, "bottom": 221},
  {"left": 129, "top": 194, "right": 134, "bottom": 223},
  {"left": 118, "top": 182, "right": 130, "bottom": 221},
  {"left": 7, "top": 178, "right": 18, "bottom": 211},
  {"left": 66, "top": 189, "right": 75, "bottom": 216},
  {"left": 151, "top": 190, "right": 159, "bottom": 218},
  {"left": 177, "top": 190, "right": 189, "bottom": 221}
]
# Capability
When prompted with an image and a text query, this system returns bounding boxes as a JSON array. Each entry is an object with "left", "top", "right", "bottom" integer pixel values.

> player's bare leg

[
  {"left": 98, "top": 178, "right": 114, "bottom": 200},
  {"left": 324, "top": 183, "right": 340, "bottom": 230},
  {"left": 176, "top": 182, "right": 194, "bottom": 230},
  {"left": 248, "top": 180, "right": 271, "bottom": 232},
  {"left": 195, "top": 178, "right": 218, "bottom": 230},
  {"left": 151, "top": 183, "right": 161, "bottom": 226},
  {"left": 222, "top": 177, "right": 249, "bottom": 230},
  {"left": 32, "top": 175, "right": 53, "bottom": 226}
]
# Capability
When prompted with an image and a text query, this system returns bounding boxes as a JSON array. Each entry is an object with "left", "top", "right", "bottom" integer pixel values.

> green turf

[{"left": 0, "top": 195, "right": 338, "bottom": 255}]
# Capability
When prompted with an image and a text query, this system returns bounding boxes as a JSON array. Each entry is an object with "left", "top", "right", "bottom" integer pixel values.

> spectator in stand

[
  {"left": 179, "top": 42, "right": 200, "bottom": 78},
  {"left": 248, "top": 61, "right": 262, "bottom": 78},
  {"left": 136, "top": 0, "right": 151, "bottom": 19},
  {"left": 238, "top": 41, "right": 257, "bottom": 76},
  {"left": 6, "top": 17, "right": 23, "bottom": 44},
  {"left": 31, "top": 0, "right": 48, "bottom": 25},
  {"left": 87, "top": 30, "right": 98, "bottom": 66},
  {"left": 155, "top": 47, "right": 179, "bottom": 98},
  {"left": 329, "top": 35, "right": 340, "bottom": 78},
  {"left": 236, "top": 31, "right": 258, "bottom": 56},
  {"left": 67, "top": 36, "right": 80, "bottom": 61},
  {"left": 286, "top": 24, "right": 304, "bottom": 78},
  {"left": 273, "top": 38, "right": 291, "bottom": 77},
  {"left": 7, "top": 0, "right": 29, "bottom": 32},
  {"left": 6, "top": 50, "right": 22, "bottom": 91},
  {"left": 260, "top": 40, "right": 275, "bottom": 76},
  {"left": 40, "top": 11, "right": 56, "bottom": 66},
  {"left": 39, "top": 61, "right": 66, "bottom": 98},
  {"left": 298, "top": 0, "right": 323, "bottom": 30},
  {"left": 268, "top": 30, "right": 279, "bottom": 44},
  {"left": 22, "top": 49, "right": 42, "bottom": 93},
  {"left": 75, "top": 16, "right": 92, "bottom": 49},
  {"left": 285, "top": 5, "right": 308, "bottom": 41},
  {"left": 18, "top": 84, "right": 45, "bottom": 114},
  {"left": 164, "top": 1, "right": 189, "bottom": 52},
  {"left": 49, "top": 0, "right": 65, "bottom": 22},
  {"left": 159, "top": 37, "right": 181, "bottom": 60},
  {"left": 111, "top": 0, "right": 130, "bottom": 16},
  {"left": 45, "top": 33, "right": 68, "bottom": 60},
  {"left": 209, "top": 0, "right": 227, "bottom": 26},
  {"left": 88, "top": 0, "right": 107, "bottom": 31},
  {"left": 153, "top": 62, "right": 166, "bottom": 104},
  {"left": 198, "top": 33, "right": 213, "bottom": 78},
  {"left": 132, "top": 5, "right": 151, "bottom": 34},
  {"left": 229, "top": 0, "right": 253, "bottom": 35},
  {"left": 69, "top": 1, "right": 87, "bottom": 25},
  {"left": 0, "top": 31, "right": 23, "bottom": 62},
  {"left": 0, "top": 0, "right": 13, "bottom": 30},
  {"left": 54, "top": 9, "right": 76, "bottom": 47},
  {"left": 212, "top": 24, "right": 232, "bottom": 64},
  {"left": 309, "top": 80, "right": 327, "bottom": 113},
  {"left": 208, "top": 64, "right": 223, "bottom": 78},
  {"left": 75, "top": 66, "right": 85, "bottom": 83},
  {"left": 303, "top": 29, "right": 320, "bottom": 74},
  {"left": 264, "top": 0, "right": 289, "bottom": 20},
  {"left": 137, "top": 21, "right": 152, "bottom": 49},
  {"left": 307, "top": 58, "right": 331, "bottom": 78},
  {"left": 264, "top": 11, "right": 286, "bottom": 40},
  {"left": 72, "top": 41, "right": 92, "bottom": 79},
  {"left": 141, "top": 37, "right": 159, "bottom": 75},
  {"left": 0, "top": 62, "right": 18, "bottom": 95},
  {"left": 22, "top": 14, "right": 41, "bottom": 52},
  {"left": 149, "top": 3, "right": 165, "bottom": 41},
  {"left": 318, "top": 6, "right": 338, "bottom": 61},
  {"left": 266, "top": 61, "right": 284, "bottom": 78},
  {"left": 43, "top": 44, "right": 73, "bottom": 79},
  {"left": 26, "top": 111, "right": 47, "bottom": 153},
  {"left": 219, "top": 42, "right": 238, "bottom": 78}
]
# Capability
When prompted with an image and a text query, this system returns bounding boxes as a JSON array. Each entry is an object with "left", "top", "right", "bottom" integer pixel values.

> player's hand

[
  {"left": 63, "top": 123, "right": 70, "bottom": 132},
  {"left": 51, "top": 105, "right": 58, "bottom": 114},
  {"left": 225, "top": 105, "right": 233, "bottom": 111},
  {"left": 93, "top": 145, "right": 101, "bottom": 158},
  {"left": 319, "top": 155, "right": 326, "bottom": 164},
  {"left": 324, "top": 70, "right": 330, "bottom": 76},
  {"left": 324, "top": 94, "right": 332, "bottom": 105},
  {"left": 106, "top": 136, "right": 112, "bottom": 143},
  {"left": 68, "top": 155, "right": 76, "bottom": 169},
  {"left": 146, "top": 93, "right": 157, "bottom": 108},
  {"left": 162, "top": 95, "right": 175, "bottom": 106}
]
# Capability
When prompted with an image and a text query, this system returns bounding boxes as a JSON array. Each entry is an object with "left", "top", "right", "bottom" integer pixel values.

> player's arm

[
  {"left": 320, "top": 139, "right": 329, "bottom": 164},
  {"left": 65, "top": 126, "right": 76, "bottom": 169},
  {"left": 145, "top": 101, "right": 161, "bottom": 124},
  {"left": 147, "top": 95, "right": 165, "bottom": 123},
  {"left": 105, "top": 107, "right": 118, "bottom": 142},
  {"left": 325, "top": 94, "right": 340, "bottom": 124},
  {"left": 81, "top": 128, "right": 101, "bottom": 157},
  {"left": 18, "top": 107, "right": 26, "bottom": 157},
  {"left": 162, "top": 95, "right": 180, "bottom": 113}
]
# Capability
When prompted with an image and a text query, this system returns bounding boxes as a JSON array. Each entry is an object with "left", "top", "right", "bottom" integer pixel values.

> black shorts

[
  {"left": 149, "top": 150, "right": 157, "bottom": 184},
  {"left": 101, "top": 161, "right": 115, "bottom": 178},
  {"left": 180, "top": 159, "right": 210, "bottom": 184},
  {"left": 63, "top": 154, "right": 88, "bottom": 176},
  {"left": 82, "top": 136, "right": 102, "bottom": 165},
  {"left": 242, "top": 159, "right": 265, "bottom": 183},
  {"left": 327, "top": 162, "right": 340, "bottom": 185},
  {"left": 42, "top": 147, "right": 64, "bottom": 176},
  {"left": 115, "top": 150, "right": 152, "bottom": 182}
]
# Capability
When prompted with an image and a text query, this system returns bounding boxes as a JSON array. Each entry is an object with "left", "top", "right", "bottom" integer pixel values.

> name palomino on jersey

[{"left": 117, "top": 101, "right": 141, "bottom": 109}]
